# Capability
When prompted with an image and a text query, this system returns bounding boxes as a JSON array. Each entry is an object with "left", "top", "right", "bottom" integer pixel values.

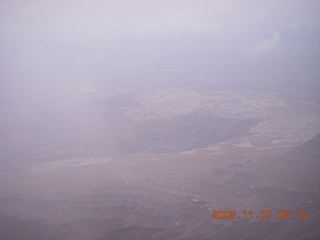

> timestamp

[{"left": 211, "top": 210, "right": 309, "bottom": 220}]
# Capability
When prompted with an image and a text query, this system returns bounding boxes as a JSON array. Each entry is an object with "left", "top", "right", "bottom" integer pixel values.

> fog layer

[{"left": 1, "top": 0, "right": 319, "bottom": 103}]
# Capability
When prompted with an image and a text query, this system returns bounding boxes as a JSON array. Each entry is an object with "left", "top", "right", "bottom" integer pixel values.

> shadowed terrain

[{"left": 0, "top": 89, "right": 319, "bottom": 240}]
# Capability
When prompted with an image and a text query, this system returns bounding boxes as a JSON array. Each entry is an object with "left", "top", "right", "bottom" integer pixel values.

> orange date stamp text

[{"left": 211, "top": 210, "right": 309, "bottom": 220}]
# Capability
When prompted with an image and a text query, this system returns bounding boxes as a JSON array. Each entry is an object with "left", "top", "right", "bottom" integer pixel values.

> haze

[
  {"left": 1, "top": 0, "right": 319, "bottom": 97},
  {"left": 0, "top": 1, "right": 320, "bottom": 240}
]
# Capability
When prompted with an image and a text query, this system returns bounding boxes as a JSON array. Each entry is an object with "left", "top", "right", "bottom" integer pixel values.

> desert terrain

[{"left": 0, "top": 88, "right": 319, "bottom": 240}]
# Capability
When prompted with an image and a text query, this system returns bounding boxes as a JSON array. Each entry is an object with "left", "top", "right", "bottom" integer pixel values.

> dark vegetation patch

[
  {"left": 0, "top": 93, "right": 260, "bottom": 170},
  {"left": 117, "top": 114, "right": 260, "bottom": 154}
]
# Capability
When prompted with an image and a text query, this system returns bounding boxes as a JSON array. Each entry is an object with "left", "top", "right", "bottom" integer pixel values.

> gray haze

[
  {"left": 1, "top": 1, "right": 320, "bottom": 239},
  {"left": 1, "top": 0, "right": 320, "bottom": 102}
]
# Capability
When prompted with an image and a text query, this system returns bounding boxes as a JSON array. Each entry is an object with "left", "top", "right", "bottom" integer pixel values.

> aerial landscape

[{"left": 0, "top": 0, "right": 319, "bottom": 240}]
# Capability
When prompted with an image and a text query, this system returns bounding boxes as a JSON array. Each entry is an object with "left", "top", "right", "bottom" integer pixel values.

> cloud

[
  {"left": 1, "top": 0, "right": 319, "bottom": 88},
  {"left": 249, "top": 31, "right": 281, "bottom": 57}
]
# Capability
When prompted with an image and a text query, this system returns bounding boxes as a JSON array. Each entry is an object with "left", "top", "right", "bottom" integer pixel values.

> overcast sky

[{"left": 1, "top": 0, "right": 319, "bottom": 98}]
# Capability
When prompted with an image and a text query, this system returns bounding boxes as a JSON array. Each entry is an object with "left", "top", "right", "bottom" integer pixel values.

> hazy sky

[{"left": 0, "top": 0, "right": 319, "bottom": 97}]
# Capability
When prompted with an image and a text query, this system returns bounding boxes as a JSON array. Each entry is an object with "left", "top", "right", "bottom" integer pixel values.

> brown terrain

[{"left": 0, "top": 88, "right": 319, "bottom": 240}]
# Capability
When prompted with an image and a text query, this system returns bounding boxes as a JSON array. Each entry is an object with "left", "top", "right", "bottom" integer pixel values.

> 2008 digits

[{"left": 211, "top": 210, "right": 308, "bottom": 220}]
